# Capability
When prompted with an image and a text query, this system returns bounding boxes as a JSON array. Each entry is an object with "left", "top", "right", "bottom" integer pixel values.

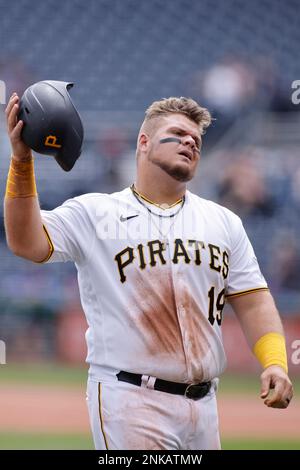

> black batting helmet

[{"left": 18, "top": 80, "right": 84, "bottom": 171}]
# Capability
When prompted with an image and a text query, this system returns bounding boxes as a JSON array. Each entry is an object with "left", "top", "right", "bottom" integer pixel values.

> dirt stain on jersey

[
  {"left": 177, "top": 278, "right": 216, "bottom": 381},
  {"left": 127, "top": 267, "right": 218, "bottom": 382},
  {"left": 128, "top": 266, "right": 184, "bottom": 357}
]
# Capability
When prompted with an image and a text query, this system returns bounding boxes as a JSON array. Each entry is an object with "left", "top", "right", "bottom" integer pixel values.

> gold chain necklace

[
  {"left": 130, "top": 184, "right": 185, "bottom": 216},
  {"left": 130, "top": 184, "right": 186, "bottom": 248}
]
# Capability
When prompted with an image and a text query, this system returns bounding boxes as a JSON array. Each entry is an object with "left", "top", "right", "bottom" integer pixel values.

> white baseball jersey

[{"left": 41, "top": 187, "right": 268, "bottom": 384}]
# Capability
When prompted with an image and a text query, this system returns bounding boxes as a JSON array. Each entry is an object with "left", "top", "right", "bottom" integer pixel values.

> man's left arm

[{"left": 228, "top": 290, "right": 293, "bottom": 408}]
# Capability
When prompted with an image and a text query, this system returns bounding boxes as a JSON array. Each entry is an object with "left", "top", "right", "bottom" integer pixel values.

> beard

[{"left": 151, "top": 158, "right": 194, "bottom": 182}]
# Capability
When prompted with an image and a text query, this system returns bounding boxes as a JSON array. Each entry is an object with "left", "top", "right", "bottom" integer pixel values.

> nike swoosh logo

[{"left": 120, "top": 214, "right": 139, "bottom": 222}]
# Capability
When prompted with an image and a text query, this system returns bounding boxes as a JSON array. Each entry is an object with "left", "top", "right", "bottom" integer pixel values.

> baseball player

[{"left": 4, "top": 94, "right": 293, "bottom": 450}]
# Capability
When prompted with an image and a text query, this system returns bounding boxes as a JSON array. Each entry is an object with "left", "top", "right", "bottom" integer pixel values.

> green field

[
  {"left": 0, "top": 432, "right": 93, "bottom": 450},
  {"left": 223, "top": 439, "right": 300, "bottom": 450},
  {"left": 0, "top": 433, "right": 299, "bottom": 450},
  {"left": 0, "top": 363, "right": 87, "bottom": 386}
]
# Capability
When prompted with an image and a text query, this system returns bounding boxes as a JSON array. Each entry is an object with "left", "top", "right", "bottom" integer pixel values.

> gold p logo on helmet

[{"left": 44, "top": 135, "right": 62, "bottom": 148}]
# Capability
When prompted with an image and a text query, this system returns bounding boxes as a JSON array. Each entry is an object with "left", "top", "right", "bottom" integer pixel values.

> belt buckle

[
  {"left": 184, "top": 383, "right": 198, "bottom": 400},
  {"left": 184, "top": 382, "right": 210, "bottom": 400}
]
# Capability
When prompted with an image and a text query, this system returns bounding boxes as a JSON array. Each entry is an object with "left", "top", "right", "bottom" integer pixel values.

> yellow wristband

[
  {"left": 253, "top": 332, "right": 288, "bottom": 373},
  {"left": 5, "top": 156, "right": 37, "bottom": 198}
]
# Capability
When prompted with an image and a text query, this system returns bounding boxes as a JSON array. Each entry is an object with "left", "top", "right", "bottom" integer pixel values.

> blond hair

[{"left": 143, "top": 97, "right": 212, "bottom": 135}]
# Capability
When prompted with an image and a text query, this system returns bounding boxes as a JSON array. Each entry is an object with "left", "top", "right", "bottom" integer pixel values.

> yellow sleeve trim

[
  {"left": 226, "top": 287, "right": 269, "bottom": 299},
  {"left": 35, "top": 224, "right": 54, "bottom": 264},
  {"left": 253, "top": 332, "right": 288, "bottom": 373}
]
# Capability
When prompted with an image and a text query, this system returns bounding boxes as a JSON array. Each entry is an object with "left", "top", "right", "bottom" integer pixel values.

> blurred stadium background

[{"left": 0, "top": 0, "right": 300, "bottom": 449}]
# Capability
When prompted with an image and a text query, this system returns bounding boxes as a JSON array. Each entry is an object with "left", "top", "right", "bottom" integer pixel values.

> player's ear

[{"left": 138, "top": 133, "right": 150, "bottom": 153}]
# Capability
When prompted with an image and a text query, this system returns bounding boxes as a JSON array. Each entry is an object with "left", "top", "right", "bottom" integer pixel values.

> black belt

[{"left": 116, "top": 371, "right": 211, "bottom": 401}]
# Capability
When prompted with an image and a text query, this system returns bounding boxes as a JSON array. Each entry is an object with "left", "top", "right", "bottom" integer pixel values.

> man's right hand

[{"left": 5, "top": 92, "right": 32, "bottom": 162}]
